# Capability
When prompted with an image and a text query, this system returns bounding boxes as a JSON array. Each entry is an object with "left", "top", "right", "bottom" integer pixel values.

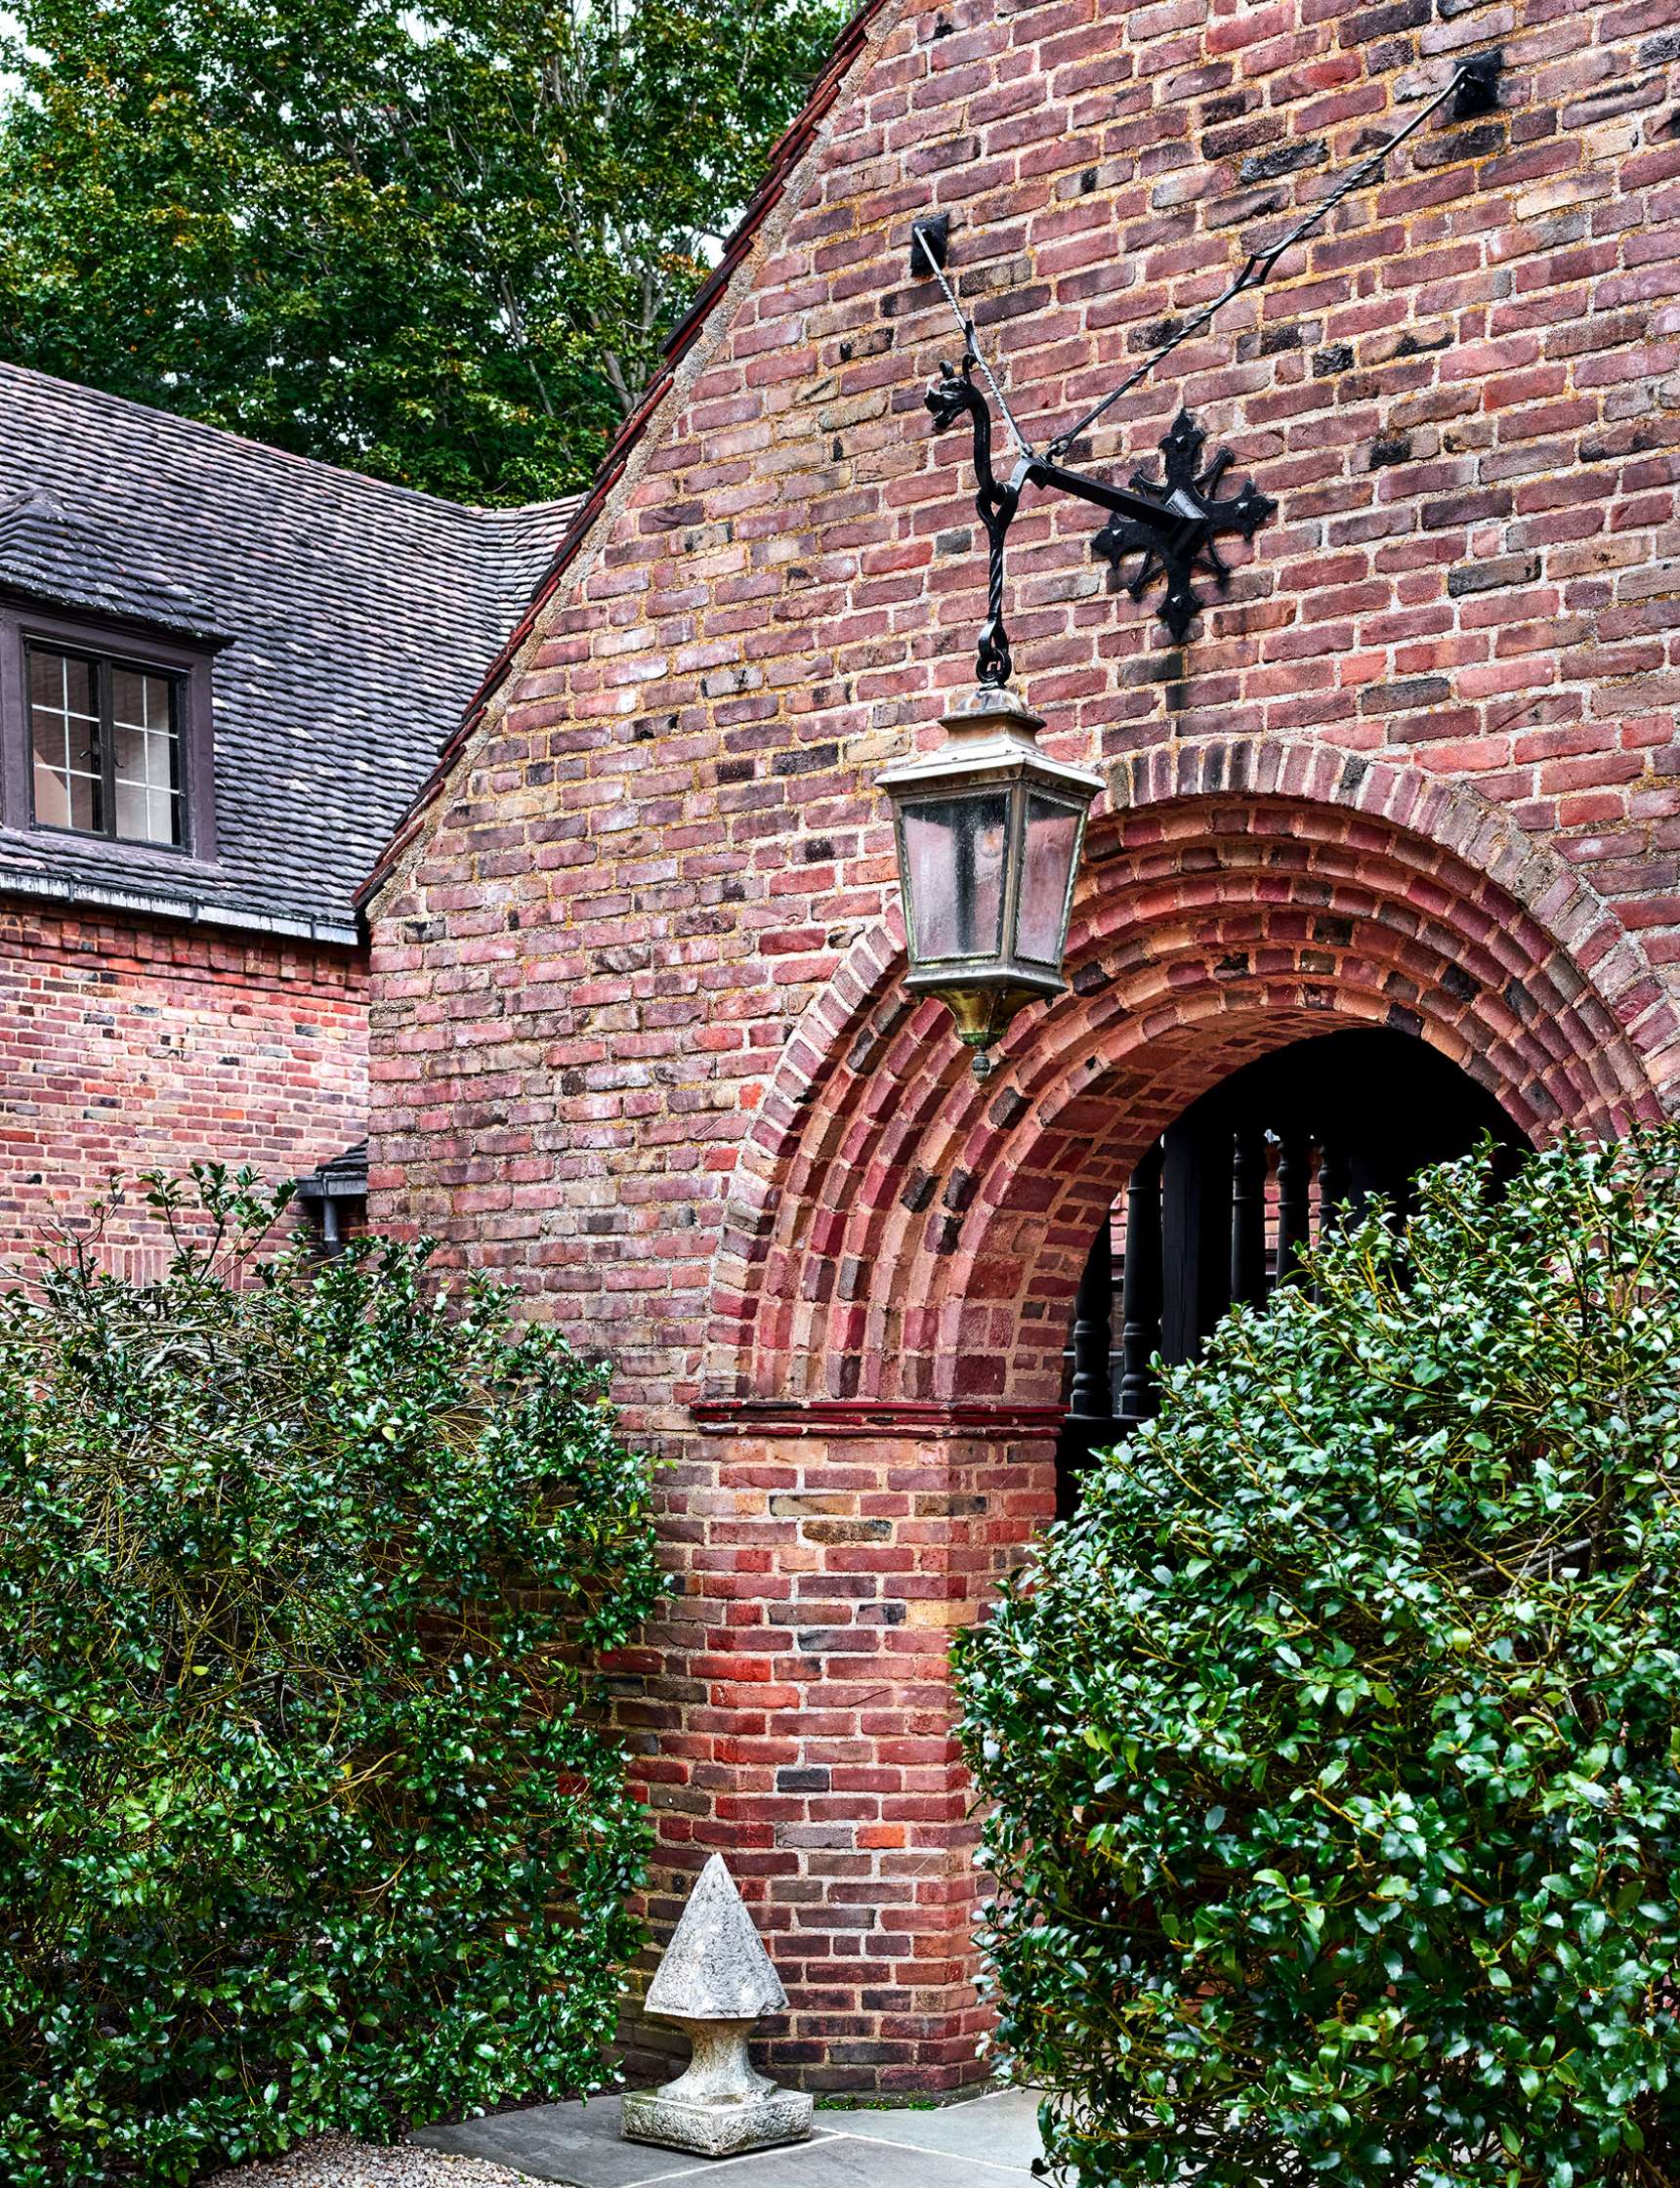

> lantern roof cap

[
  {"left": 876, "top": 683, "right": 1102, "bottom": 801},
  {"left": 939, "top": 681, "right": 1045, "bottom": 737}
]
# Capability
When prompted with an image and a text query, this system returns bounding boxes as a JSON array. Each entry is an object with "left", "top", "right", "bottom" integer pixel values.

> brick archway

[
  {"left": 678, "top": 759, "right": 1676, "bottom": 2096},
  {"left": 705, "top": 753, "right": 1673, "bottom": 1414}
]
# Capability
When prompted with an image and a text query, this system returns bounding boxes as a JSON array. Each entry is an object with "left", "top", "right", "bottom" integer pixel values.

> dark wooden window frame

[{"left": 0, "top": 603, "right": 218, "bottom": 863}]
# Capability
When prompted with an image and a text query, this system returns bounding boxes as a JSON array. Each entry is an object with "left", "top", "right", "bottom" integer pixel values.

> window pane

[
  {"left": 32, "top": 758, "right": 100, "bottom": 833},
  {"left": 30, "top": 697, "right": 99, "bottom": 781},
  {"left": 111, "top": 665, "right": 170, "bottom": 733},
  {"left": 110, "top": 666, "right": 181, "bottom": 845},
  {"left": 1015, "top": 795, "right": 1081, "bottom": 963},
  {"left": 28, "top": 648, "right": 102, "bottom": 834},
  {"left": 112, "top": 722, "right": 176, "bottom": 790},
  {"left": 113, "top": 778, "right": 147, "bottom": 841},
  {"left": 113, "top": 779, "right": 180, "bottom": 846},
  {"left": 30, "top": 648, "right": 96, "bottom": 719},
  {"left": 901, "top": 792, "right": 1009, "bottom": 962}
]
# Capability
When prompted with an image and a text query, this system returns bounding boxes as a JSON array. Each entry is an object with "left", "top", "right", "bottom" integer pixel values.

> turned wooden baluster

[
  {"left": 1068, "top": 1219, "right": 1113, "bottom": 1419},
  {"left": 1275, "top": 1127, "right": 1313, "bottom": 1283},
  {"left": 1117, "top": 1139, "right": 1164, "bottom": 1419},
  {"left": 1318, "top": 1138, "right": 1351, "bottom": 1234},
  {"left": 1231, "top": 1124, "right": 1267, "bottom": 1307}
]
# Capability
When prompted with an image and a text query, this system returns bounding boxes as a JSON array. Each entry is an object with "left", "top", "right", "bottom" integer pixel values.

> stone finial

[
  {"left": 621, "top": 1855, "right": 814, "bottom": 2160},
  {"left": 645, "top": 1854, "right": 788, "bottom": 2021}
]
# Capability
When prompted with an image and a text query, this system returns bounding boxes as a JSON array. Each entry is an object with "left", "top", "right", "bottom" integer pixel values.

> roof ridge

[{"left": 476, "top": 491, "right": 588, "bottom": 526}]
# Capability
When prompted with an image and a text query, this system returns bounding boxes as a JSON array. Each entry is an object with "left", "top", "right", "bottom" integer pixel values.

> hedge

[
  {"left": 956, "top": 1128, "right": 1680, "bottom": 2188},
  {"left": 0, "top": 1168, "right": 665, "bottom": 2184}
]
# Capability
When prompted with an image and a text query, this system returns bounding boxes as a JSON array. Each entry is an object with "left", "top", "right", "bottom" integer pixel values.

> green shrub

[
  {"left": 0, "top": 1168, "right": 664, "bottom": 2185},
  {"left": 956, "top": 1127, "right": 1680, "bottom": 2188}
]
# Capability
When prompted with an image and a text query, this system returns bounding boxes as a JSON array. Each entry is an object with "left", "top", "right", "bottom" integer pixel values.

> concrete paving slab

[
  {"left": 822, "top": 2086, "right": 1043, "bottom": 2170},
  {"left": 413, "top": 2086, "right": 1047, "bottom": 2186},
  {"left": 415, "top": 2096, "right": 840, "bottom": 2185},
  {"left": 639, "top": 2137, "right": 1032, "bottom": 2186}
]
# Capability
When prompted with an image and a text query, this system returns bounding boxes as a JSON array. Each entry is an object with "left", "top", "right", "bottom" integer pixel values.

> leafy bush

[
  {"left": 956, "top": 1128, "right": 1680, "bottom": 2188},
  {"left": 0, "top": 1169, "right": 664, "bottom": 2185}
]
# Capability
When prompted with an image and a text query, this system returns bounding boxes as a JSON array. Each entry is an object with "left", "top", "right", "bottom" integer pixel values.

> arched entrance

[
  {"left": 684, "top": 777, "right": 1673, "bottom": 2093},
  {"left": 705, "top": 782, "right": 1668, "bottom": 1417},
  {"left": 1055, "top": 1026, "right": 1530, "bottom": 1513}
]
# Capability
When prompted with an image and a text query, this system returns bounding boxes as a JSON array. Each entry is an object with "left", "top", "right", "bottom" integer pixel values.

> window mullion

[
  {"left": 98, "top": 657, "right": 116, "bottom": 839},
  {"left": 171, "top": 672, "right": 186, "bottom": 850}
]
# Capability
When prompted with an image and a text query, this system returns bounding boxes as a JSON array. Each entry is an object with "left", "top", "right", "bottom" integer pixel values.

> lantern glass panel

[
  {"left": 900, "top": 791, "right": 1010, "bottom": 963},
  {"left": 1015, "top": 793, "right": 1081, "bottom": 963}
]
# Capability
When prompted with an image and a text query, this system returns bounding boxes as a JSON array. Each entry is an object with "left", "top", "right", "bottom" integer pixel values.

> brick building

[
  {"left": 362, "top": 0, "right": 1680, "bottom": 2090},
  {"left": 0, "top": 362, "right": 576, "bottom": 1273}
]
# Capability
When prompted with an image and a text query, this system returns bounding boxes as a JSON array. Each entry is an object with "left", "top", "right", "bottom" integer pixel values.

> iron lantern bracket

[
  {"left": 925, "top": 351, "right": 1275, "bottom": 676},
  {"left": 908, "top": 49, "right": 1503, "bottom": 682}
]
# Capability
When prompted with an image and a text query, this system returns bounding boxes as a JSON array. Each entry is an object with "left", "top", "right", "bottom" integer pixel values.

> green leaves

[
  {"left": 0, "top": 0, "right": 846, "bottom": 500},
  {"left": 954, "top": 1128, "right": 1680, "bottom": 2187},
  {"left": 0, "top": 1172, "right": 664, "bottom": 2183}
]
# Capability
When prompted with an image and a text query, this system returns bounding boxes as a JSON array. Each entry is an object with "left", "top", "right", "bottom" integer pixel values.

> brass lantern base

[{"left": 913, "top": 976, "right": 1057, "bottom": 1077}]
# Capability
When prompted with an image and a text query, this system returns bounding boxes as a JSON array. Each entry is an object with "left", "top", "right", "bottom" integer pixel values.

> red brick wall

[
  {"left": 0, "top": 899, "right": 366, "bottom": 1281},
  {"left": 368, "top": 0, "right": 1680, "bottom": 2086}
]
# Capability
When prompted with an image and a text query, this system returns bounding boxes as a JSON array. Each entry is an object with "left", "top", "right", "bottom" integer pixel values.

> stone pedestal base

[{"left": 620, "top": 2084, "right": 814, "bottom": 2159}]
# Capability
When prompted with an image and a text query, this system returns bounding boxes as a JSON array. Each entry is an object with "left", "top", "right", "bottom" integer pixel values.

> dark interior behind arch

[{"left": 1057, "top": 1028, "right": 1530, "bottom": 1515}]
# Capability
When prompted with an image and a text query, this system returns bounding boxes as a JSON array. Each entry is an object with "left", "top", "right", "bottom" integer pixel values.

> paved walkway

[{"left": 413, "top": 2086, "right": 1047, "bottom": 2188}]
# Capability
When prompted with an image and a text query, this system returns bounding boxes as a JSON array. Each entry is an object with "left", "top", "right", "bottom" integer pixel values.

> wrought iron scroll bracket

[
  {"left": 924, "top": 352, "right": 1276, "bottom": 672},
  {"left": 926, "top": 353, "right": 1023, "bottom": 685}
]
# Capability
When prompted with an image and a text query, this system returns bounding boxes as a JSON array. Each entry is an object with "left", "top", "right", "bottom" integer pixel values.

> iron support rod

[
  {"left": 1042, "top": 63, "right": 1484, "bottom": 459},
  {"left": 911, "top": 222, "right": 1037, "bottom": 462}
]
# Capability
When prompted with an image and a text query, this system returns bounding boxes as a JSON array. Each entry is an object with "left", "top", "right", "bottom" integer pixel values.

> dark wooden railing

[
  {"left": 1055, "top": 1126, "right": 1342, "bottom": 1516},
  {"left": 1051, "top": 1030, "right": 1531, "bottom": 1515}
]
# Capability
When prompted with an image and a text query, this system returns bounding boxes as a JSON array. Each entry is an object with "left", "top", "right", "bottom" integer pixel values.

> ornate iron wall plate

[
  {"left": 1090, "top": 412, "right": 1277, "bottom": 647},
  {"left": 923, "top": 356, "right": 1275, "bottom": 672}
]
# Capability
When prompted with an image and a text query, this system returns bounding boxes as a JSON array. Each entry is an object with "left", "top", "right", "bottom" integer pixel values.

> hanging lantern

[{"left": 876, "top": 685, "right": 1101, "bottom": 1074}]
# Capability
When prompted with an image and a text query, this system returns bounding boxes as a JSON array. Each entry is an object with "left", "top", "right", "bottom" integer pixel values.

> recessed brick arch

[{"left": 705, "top": 750, "right": 1674, "bottom": 1413}]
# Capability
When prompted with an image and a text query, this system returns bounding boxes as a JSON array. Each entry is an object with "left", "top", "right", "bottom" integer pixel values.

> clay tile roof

[
  {"left": 0, "top": 360, "right": 583, "bottom": 939},
  {"left": 0, "top": 484, "right": 227, "bottom": 642}
]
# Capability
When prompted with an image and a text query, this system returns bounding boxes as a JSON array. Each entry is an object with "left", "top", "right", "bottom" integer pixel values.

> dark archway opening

[{"left": 1056, "top": 1029, "right": 1529, "bottom": 1516}]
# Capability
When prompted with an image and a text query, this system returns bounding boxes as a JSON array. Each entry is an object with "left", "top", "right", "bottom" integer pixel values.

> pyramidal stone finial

[
  {"left": 645, "top": 1853, "right": 788, "bottom": 2021},
  {"left": 621, "top": 1855, "right": 814, "bottom": 2159}
]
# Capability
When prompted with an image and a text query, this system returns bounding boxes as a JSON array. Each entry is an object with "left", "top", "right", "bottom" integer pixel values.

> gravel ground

[{"left": 207, "top": 2135, "right": 539, "bottom": 2188}]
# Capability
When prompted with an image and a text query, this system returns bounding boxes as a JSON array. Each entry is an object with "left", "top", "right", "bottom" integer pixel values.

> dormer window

[
  {"left": 0, "top": 609, "right": 217, "bottom": 863},
  {"left": 0, "top": 486, "right": 221, "bottom": 867},
  {"left": 28, "top": 643, "right": 185, "bottom": 848}
]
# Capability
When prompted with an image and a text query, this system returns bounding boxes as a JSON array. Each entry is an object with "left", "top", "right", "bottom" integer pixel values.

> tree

[{"left": 0, "top": 0, "right": 845, "bottom": 503}]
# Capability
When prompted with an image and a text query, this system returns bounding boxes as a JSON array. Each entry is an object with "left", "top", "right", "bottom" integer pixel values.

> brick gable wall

[
  {"left": 368, "top": 0, "right": 1680, "bottom": 2086},
  {"left": 0, "top": 904, "right": 366, "bottom": 1279}
]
